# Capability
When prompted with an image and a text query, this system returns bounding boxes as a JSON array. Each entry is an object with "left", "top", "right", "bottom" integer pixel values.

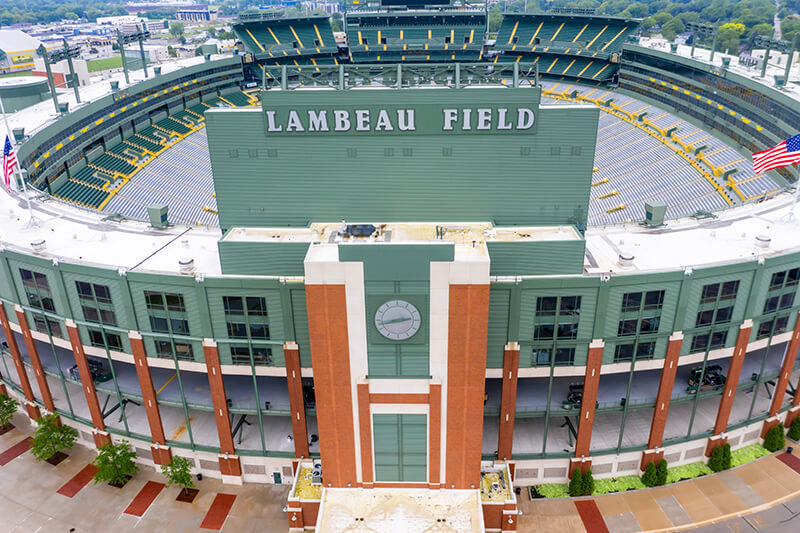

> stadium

[{"left": 1, "top": 1, "right": 800, "bottom": 530}]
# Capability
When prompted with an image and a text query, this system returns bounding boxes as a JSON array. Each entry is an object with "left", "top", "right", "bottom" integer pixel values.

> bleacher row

[
  {"left": 53, "top": 91, "right": 258, "bottom": 211},
  {"left": 495, "top": 14, "right": 632, "bottom": 54},
  {"left": 495, "top": 53, "right": 613, "bottom": 81},
  {"left": 233, "top": 14, "right": 337, "bottom": 63},
  {"left": 539, "top": 81, "right": 762, "bottom": 225}
]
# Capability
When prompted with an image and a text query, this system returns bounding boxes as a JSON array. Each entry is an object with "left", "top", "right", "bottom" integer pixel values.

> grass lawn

[
  {"left": 87, "top": 56, "right": 124, "bottom": 72},
  {"left": 0, "top": 70, "right": 34, "bottom": 78}
]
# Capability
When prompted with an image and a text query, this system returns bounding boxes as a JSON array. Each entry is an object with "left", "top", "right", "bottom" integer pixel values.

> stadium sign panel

[
  {"left": 263, "top": 106, "right": 536, "bottom": 135},
  {"left": 260, "top": 88, "right": 541, "bottom": 136}
]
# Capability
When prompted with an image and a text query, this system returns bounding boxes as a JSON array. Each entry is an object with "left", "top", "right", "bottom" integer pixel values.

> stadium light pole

[
  {"left": 754, "top": 35, "right": 789, "bottom": 79},
  {"left": 36, "top": 45, "right": 60, "bottom": 114},
  {"left": 117, "top": 30, "right": 131, "bottom": 85},
  {"left": 686, "top": 22, "right": 716, "bottom": 61},
  {"left": 784, "top": 33, "right": 798, "bottom": 86},
  {"left": 0, "top": 96, "right": 38, "bottom": 227},
  {"left": 60, "top": 39, "right": 82, "bottom": 104},
  {"left": 139, "top": 23, "right": 149, "bottom": 78}
]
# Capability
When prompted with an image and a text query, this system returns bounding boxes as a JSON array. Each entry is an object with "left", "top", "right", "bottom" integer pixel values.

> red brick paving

[
  {"left": 0, "top": 437, "right": 32, "bottom": 466},
  {"left": 123, "top": 481, "right": 165, "bottom": 517},
  {"left": 200, "top": 493, "right": 237, "bottom": 530},
  {"left": 574, "top": 499, "right": 610, "bottom": 533},
  {"left": 57, "top": 464, "right": 98, "bottom": 498}
]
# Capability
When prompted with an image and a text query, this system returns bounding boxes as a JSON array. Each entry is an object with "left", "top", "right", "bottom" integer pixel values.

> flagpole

[{"left": 0, "top": 94, "right": 38, "bottom": 227}]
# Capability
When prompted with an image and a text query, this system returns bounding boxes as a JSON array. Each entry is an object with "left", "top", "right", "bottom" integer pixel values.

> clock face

[{"left": 374, "top": 299, "right": 422, "bottom": 341}]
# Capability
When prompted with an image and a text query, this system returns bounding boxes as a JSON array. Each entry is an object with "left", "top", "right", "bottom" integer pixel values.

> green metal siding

[
  {"left": 218, "top": 240, "right": 309, "bottom": 276},
  {"left": 487, "top": 239, "right": 585, "bottom": 276},
  {"left": 373, "top": 413, "right": 427, "bottom": 482}
]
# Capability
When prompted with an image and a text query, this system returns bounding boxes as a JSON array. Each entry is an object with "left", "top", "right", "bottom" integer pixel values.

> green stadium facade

[{"left": 1, "top": 7, "right": 800, "bottom": 531}]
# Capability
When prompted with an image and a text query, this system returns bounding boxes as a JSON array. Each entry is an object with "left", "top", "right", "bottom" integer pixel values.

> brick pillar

[
  {"left": 707, "top": 320, "right": 753, "bottom": 456},
  {"left": 497, "top": 342, "right": 520, "bottom": 462},
  {"left": 284, "top": 342, "right": 309, "bottom": 459},
  {"left": 15, "top": 305, "right": 56, "bottom": 414},
  {"left": 0, "top": 305, "right": 40, "bottom": 419},
  {"left": 65, "top": 319, "right": 111, "bottom": 447},
  {"left": 574, "top": 340, "right": 604, "bottom": 466},
  {"left": 445, "top": 284, "right": 490, "bottom": 490},
  {"left": 762, "top": 311, "right": 800, "bottom": 436},
  {"left": 129, "top": 332, "right": 171, "bottom": 465},
  {"left": 203, "top": 339, "right": 241, "bottom": 477},
  {"left": 305, "top": 284, "right": 357, "bottom": 488},
  {"left": 429, "top": 383, "right": 442, "bottom": 489},
  {"left": 357, "top": 383, "right": 372, "bottom": 488},
  {"left": 642, "top": 332, "right": 683, "bottom": 470}
]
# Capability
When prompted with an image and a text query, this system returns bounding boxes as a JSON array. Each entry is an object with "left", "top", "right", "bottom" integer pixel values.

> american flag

[
  {"left": 752, "top": 134, "right": 800, "bottom": 175},
  {"left": 3, "top": 135, "right": 17, "bottom": 193}
]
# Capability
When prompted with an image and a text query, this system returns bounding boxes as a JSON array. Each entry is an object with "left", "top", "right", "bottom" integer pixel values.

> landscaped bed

[{"left": 530, "top": 443, "right": 772, "bottom": 498}]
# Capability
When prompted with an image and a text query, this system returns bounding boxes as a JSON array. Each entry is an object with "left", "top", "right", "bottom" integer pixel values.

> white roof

[{"left": 0, "top": 30, "right": 42, "bottom": 54}]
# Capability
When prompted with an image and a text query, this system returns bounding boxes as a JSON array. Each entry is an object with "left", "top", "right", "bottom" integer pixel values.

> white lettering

[
  {"left": 517, "top": 108, "right": 535, "bottom": 130},
  {"left": 307, "top": 110, "right": 329, "bottom": 131},
  {"left": 286, "top": 110, "right": 305, "bottom": 132},
  {"left": 461, "top": 108, "right": 472, "bottom": 130},
  {"left": 265, "top": 111, "right": 282, "bottom": 132},
  {"left": 397, "top": 109, "right": 415, "bottom": 131},
  {"left": 497, "top": 108, "right": 512, "bottom": 130},
  {"left": 334, "top": 110, "right": 351, "bottom": 131},
  {"left": 355, "top": 109, "right": 370, "bottom": 131},
  {"left": 443, "top": 109, "right": 458, "bottom": 131},
  {"left": 375, "top": 109, "right": 394, "bottom": 131},
  {"left": 476, "top": 108, "right": 492, "bottom": 130}
]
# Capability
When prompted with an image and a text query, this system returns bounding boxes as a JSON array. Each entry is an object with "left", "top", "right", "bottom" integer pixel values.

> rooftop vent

[
  {"left": 618, "top": 253, "right": 634, "bottom": 267},
  {"left": 755, "top": 235, "right": 771, "bottom": 248},
  {"left": 31, "top": 239, "right": 46, "bottom": 254},
  {"left": 179, "top": 257, "right": 195, "bottom": 274}
]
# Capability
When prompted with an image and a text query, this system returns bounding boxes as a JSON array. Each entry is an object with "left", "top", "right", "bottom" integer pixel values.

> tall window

[
  {"left": 76, "top": 281, "right": 122, "bottom": 351},
  {"left": 532, "top": 296, "right": 580, "bottom": 365},
  {"left": 144, "top": 291, "right": 193, "bottom": 361},
  {"left": 691, "top": 280, "right": 739, "bottom": 352},
  {"left": 19, "top": 268, "right": 62, "bottom": 337},
  {"left": 757, "top": 267, "right": 799, "bottom": 339},
  {"left": 614, "top": 290, "right": 665, "bottom": 362},
  {"left": 223, "top": 296, "right": 272, "bottom": 365}
]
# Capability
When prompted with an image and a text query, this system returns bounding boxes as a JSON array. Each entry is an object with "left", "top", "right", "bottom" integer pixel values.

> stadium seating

[
  {"left": 346, "top": 11, "right": 486, "bottom": 62},
  {"left": 233, "top": 13, "right": 338, "bottom": 66},
  {"left": 495, "top": 13, "right": 635, "bottom": 54}
]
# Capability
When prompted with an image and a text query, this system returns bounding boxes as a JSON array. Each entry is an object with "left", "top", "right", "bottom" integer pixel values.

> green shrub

[
  {"left": 708, "top": 445, "right": 724, "bottom": 472},
  {"left": 764, "top": 423, "right": 786, "bottom": 452},
  {"left": 666, "top": 461, "right": 712, "bottom": 484},
  {"left": 655, "top": 459, "right": 668, "bottom": 486},
  {"left": 568, "top": 469, "right": 583, "bottom": 497},
  {"left": 788, "top": 419, "right": 800, "bottom": 441},
  {"left": 731, "top": 443, "right": 770, "bottom": 467},
  {"left": 535, "top": 483, "right": 569, "bottom": 498},
  {"left": 92, "top": 440, "right": 139, "bottom": 486},
  {"left": 721, "top": 443, "right": 732, "bottom": 470},
  {"left": 0, "top": 394, "right": 18, "bottom": 428},
  {"left": 581, "top": 469, "right": 595, "bottom": 496},
  {"left": 593, "top": 475, "right": 646, "bottom": 495},
  {"left": 641, "top": 461, "right": 657, "bottom": 487},
  {"left": 30, "top": 414, "right": 77, "bottom": 461}
]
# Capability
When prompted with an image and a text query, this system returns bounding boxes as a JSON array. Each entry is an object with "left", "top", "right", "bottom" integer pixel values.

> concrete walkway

[{"left": 3, "top": 409, "right": 800, "bottom": 532}]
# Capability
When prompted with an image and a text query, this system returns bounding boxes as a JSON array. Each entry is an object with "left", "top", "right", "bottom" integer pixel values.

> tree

[
  {"left": 581, "top": 469, "right": 595, "bottom": 496},
  {"left": 568, "top": 468, "right": 583, "bottom": 497},
  {"left": 0, "top": 394, "right": 18, "bottom": 428},
  {"left": 161, "top": 456, "right": 195, "bottom": 497},
  {"left": 92, "top": 440, "right": 139, "bottom": 486},
  {"left": 641, "top": 461, "right": 657, "bottom": 487},
  {"left": 787, "top": 418, "right": 800, "bottom": 441},
  {"left": 718, "top": 22, "right": 746, "bottom": 53},
  {"left": 655, "top": 459, "right": 668, "bottom": 486},
  {"left": 169, "top": 22, "right": 185, "bottom": 38},
  {"left": 721, "top": 443, "right": 732, "bottom": 470},
  {"left": 167, "top": 45, "right": 177, "bottom": 58},
  {"left": 764, "top": 423, "right": 786, "bottom": 452},
  {"left": 661, "top": 17, "right": 686, "bottom": 41},
  {"left": 30, "top": 414, "right": 77, "bottom": 461}
]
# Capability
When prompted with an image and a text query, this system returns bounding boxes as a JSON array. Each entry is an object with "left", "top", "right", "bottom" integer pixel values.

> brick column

[
  {"left": 641, "top": 332, "right": 683, "bottom": 470},
  {"left": 497, "top": 342, "right": 520, "bottom": 462},
  {"left": 445, "top": 284, "right": 490, "bottom": 490},
  {"left": 65, "top": 319, "right": 111, "bottom": 447},
  {"left": 129, "top": 332, "right": 171, "bottom": 465},
  {"left": 305, "top": 284, "right": 357, "bottom": 488},
  {"left": 357, "top": 383, "right": 372, "bottom": 488},
  {"left": 0, "top": 305, "right": 39, "bottom": 419},
  {"left": 15, "top": 305, "right": 56, "bottom": 414},
  {"left": 707, "top": 320, "right": 752, "bottom": 456},
  {"left": 429, "top": 383, "right": 442, "bottom": 489},
  {"left": 764, "top": 311, "right": 800, "bottom": 435},
  {"left": 572, "top": 340, "right": 604, "bottom": 474},
  {"left": 203, "top": 339, "right": 241, "bottom": 477},
  {"left": 284, "top": 342, "right": 309, "bottom": 459}
]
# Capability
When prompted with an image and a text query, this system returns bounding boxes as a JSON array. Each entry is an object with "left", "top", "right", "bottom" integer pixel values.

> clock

[{"left": 374, "top": 299, "right": 422, "bottom": 341}]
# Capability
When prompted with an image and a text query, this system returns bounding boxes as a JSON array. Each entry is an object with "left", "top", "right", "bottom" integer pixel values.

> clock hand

[{"left": 382, "top": 317, "right": 412, "bottom": 325}]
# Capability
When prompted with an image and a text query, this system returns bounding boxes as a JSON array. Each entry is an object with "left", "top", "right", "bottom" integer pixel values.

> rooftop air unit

[
  {"left": 147, "top": 204, "right": 169, "bottom": 229},
  {"left": 644, "top": 201, "right": 667, "bottom": 228}
]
